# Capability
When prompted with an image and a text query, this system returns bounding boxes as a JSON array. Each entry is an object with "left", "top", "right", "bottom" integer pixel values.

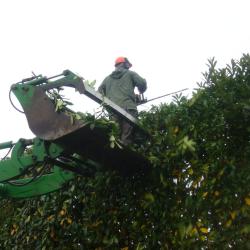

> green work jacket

[{"left": 98, "top": 68, "right": 147, "bottom": 110}]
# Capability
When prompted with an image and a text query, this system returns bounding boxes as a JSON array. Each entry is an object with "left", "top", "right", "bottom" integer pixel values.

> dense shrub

[{"left": 1, "top": 54, "right": 250, "bottom": 249}]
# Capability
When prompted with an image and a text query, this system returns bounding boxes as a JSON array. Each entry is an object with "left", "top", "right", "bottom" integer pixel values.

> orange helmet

[{"left": 115, "top": 57, "right": 132, "bottom": 68}]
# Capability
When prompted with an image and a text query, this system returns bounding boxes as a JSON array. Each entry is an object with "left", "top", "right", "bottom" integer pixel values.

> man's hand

[{"left": 135, "top": 94, "right": 147, "bottom": 105}]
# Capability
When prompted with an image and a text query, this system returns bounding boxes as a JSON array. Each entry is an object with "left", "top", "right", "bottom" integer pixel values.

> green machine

[{"left": 0, "top": 70, "right": 149, "bottom": 199}]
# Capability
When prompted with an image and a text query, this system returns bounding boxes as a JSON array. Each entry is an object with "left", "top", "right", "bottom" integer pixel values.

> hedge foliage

[{"left": 1, "top": 54, "right": 250, "bottom": 249}]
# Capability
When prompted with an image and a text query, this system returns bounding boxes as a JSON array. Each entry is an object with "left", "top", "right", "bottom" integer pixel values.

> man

[{"left": 98, "top": 57, "right": 147, "bottom": 145}]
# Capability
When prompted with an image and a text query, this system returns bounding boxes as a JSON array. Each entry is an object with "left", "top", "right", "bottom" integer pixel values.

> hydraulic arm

[{"left": 0, "top": 137, "right": 93, "bottom": 198}]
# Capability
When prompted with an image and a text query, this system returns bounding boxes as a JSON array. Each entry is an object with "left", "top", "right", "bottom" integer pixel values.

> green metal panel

[
  {"left": 0, "top": 167, "right": 75, "bottom": 199},
  {"left": 0, "top": 155, "right": 33, "bottom": 182},
  {"left": 11, "top": 85, "right": 35, "bottom": 109},
  {"left": 0, "top": 141, "right": 13, "bottom": 150},
  {"left": 0, "top": 138, "right": 64, "bottom": 182}
]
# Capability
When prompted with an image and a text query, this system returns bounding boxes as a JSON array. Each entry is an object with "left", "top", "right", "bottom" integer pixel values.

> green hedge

[{"left": 1, "top": 54, "right": 250, "bottom": 249}]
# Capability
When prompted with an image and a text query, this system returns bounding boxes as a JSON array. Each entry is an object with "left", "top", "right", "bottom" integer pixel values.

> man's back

[{"left": 99, "top": 66, "right": 147, "bottom": 110}]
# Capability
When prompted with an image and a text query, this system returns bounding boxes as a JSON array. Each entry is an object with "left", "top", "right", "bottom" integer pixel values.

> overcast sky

[{"left": 0, "top": 0, "right": 249, "bottom": 151}]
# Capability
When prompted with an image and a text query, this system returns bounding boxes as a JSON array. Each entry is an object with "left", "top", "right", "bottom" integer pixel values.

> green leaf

[
  {"left": 144, "top": 193, "right": 155, "bottom": 203},
  {"left": 109, "top": 135, "right": 115, "bottom": 142},
  {"left": 110, "top": 141, "right": 115, "bottom": 148}
]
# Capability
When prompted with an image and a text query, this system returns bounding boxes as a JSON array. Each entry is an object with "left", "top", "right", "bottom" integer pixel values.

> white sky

[{"left": 0, "top": 0, "right": 249, "bottom": 149}]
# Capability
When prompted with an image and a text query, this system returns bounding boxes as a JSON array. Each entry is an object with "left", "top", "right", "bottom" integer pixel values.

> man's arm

[
  {"left": 98, "top": 80, "right": 106, "bottom": 95},
  {"left": 130, "top": 71, "right": 147, "bottom": 93}
]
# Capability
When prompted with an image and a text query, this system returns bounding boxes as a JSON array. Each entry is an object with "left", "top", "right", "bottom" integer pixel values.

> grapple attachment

[{"left": 16, "top": 85, "right": 85, "bottom": 141}]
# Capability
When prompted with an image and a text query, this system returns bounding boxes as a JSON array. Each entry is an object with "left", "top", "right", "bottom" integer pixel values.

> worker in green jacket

[{"left": 98, "top": 57, "right": 147, "bottom": 145}]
